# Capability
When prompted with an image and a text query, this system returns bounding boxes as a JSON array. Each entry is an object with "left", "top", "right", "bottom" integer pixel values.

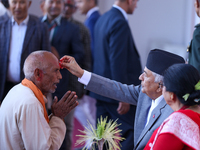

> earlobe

[
  {"left": 34, "top": 68, "right": 43, "bottom": 81},
  {"left": 156, "top": 85, "right": 162, "bottom": 93},
  {"left": 165, "top": 92, "right": 176, "bottom": 105},
  {"left": 170, "top": 94, "right": 173, "bottom": 100},
  {"left": 170, "top": 93, "right": 177, "bottom": 102}
]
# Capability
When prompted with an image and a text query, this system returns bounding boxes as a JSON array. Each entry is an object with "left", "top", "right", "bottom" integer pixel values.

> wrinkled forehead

[
  {"left": 44, "top": 57, "right": 59, "bottom": 72},
  {"left": 144, "top": 66, "right": 153, "bottom": 75}
]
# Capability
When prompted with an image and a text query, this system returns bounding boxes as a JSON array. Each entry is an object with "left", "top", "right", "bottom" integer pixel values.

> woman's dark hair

[{"left": 164, "top": 63, "right": 200, "bottom": 106}]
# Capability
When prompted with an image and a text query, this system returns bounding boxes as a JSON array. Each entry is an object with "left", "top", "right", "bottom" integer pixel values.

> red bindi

[{"left": 59, "top": 58, "right": 64, "bottom": 69}]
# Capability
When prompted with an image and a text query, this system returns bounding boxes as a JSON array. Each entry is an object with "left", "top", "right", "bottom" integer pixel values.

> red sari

[{"left": 144, "top": 109, "right": 200, "bottom": 150}]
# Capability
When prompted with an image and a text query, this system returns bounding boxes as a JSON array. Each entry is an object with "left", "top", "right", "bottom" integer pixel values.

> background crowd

[{"left": 0, "top": 0, "right": 200, "bottom": 150}]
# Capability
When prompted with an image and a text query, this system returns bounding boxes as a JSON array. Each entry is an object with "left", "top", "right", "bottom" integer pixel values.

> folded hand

[{"left": 51, "top": 91, "right": 79, "bottom": 120}]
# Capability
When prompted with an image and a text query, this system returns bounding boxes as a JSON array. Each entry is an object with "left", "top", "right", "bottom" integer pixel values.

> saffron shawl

[{"left": 21, "top": 78, "right": 49, "bottom": 123}]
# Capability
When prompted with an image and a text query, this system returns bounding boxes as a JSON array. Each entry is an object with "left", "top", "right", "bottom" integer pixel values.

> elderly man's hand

[
  {"left": 51, "top": 91, "right": 79, "bottom": 120},
  {"left": 59, "top": 55, "right": 84, "bottom": 78}
]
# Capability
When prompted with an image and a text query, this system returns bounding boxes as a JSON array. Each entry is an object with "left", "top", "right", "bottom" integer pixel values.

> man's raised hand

[{"left": 59, "top": 56, "right": 84, "bottom": 78}]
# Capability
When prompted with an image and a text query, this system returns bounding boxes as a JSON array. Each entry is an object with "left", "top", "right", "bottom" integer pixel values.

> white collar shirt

[
  {"left": 41, "top": 14, "right": 62, "bottom": 42},
  {"left": 145, "top": 95, "right": 164, "bottom": 127},
  {"left": 112, "top": 4, "right": 128, "bottom": 21},
  {"left": 7, "top": 15, "right": 29, "bottom": 83}
]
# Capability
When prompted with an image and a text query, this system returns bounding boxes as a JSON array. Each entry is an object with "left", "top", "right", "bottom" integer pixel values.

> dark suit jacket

[
  {"left": 49, "top": 17, "right": 84, "bottom": 100},
  {"left": 0, "top": 14, "right": 51, "bottom": 101},
  {"left": 68, "top": 18, "right": 91, "bottom": 97},
  {"left": 189, "top": 23, "right": 200, "bottom": 73},
  {"left": 91, "top": 7, "right": 142, "bottom": 103},
  {"left": 0, "top": 13, "right": 9, "bottom": 23},
  {"left": 85, "top": 10, "right": 100, "bottom": 60}
]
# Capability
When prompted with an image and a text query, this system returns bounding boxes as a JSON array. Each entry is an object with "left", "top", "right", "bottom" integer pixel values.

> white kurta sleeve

[{"left": 78, "top": 70, "right": 91, "bottom": 85}]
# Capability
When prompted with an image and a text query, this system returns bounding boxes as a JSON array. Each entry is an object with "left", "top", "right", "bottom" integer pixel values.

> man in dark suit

[
  {"left": 90, "top": 0, "right": 142, "bottom": 149},
  {"left": 76, "top": 0, "right": 100, "bottom": 62},
  {"left": 0, "top": 0, "right": 51, "bottom": 103},
  {"left": 42, "top": 0, "right": 84, "bottom": 149},
  {"left": 63, "top": 0, "right": 91, "bottom": 97},
  {"left": 188, "top": 0, "right": 200, "bottom": 73}
]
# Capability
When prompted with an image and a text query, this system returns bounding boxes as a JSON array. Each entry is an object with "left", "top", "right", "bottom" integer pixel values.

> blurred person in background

[
  {"left": 0, "top": 0, "right": 11, "bottom": 21},
  {"left": 41, "top": 0, "right": 84, "bottom": 149},
  {"left": 62, "top": 0, "right": 95, "bottom": 149},
  {"left": 75, "top": 0, "right": 100, "bottom": 64},
  {"left": 0, "top": 0, "right": 51, "bottom": 105},
  {"left": 187, "top": 0, "right": 200, "bottom": 73}
]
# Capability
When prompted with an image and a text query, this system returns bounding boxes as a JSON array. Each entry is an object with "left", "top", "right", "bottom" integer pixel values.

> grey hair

[
  {"left": 23, "top": 51, "right": 50, "bottom": 79},
  {"left": 152, "top": 72, "right": 164, "bottom": 83}
]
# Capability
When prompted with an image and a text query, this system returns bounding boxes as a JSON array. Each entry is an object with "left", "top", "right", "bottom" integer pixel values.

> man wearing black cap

[{"left": 59, "top": 49, "right": 185, "bottom": 150}]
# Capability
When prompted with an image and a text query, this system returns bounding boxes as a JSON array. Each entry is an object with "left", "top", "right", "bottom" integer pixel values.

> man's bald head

[{"left": 23, "top": 51, "right": 56, "bottom": 80}]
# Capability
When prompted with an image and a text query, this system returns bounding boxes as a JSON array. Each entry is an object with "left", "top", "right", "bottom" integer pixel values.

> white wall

[
  {"left": 29, "top": 0, "right": 42, "bottom": 16},
  {"left": 29, "top": 0, "right": 196, "bottom": 68},
  {"left": 130, "top": 0, "right": 195, "bottom": 67}
]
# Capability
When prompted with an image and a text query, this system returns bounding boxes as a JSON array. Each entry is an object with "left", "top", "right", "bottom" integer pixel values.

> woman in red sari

[{"left": 144, "top": 64, "right": 200, "bottom": 150}]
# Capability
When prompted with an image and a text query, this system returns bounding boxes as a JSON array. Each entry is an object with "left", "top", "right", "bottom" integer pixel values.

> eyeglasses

[
  {"left": 158, "top": 82, "right": 164, "bottom": 88},
  {"left": 64, "top": 4, "right": 76, "bottom": 8}
]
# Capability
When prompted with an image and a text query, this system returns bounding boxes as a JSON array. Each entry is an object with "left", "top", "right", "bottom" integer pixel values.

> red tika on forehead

[
  {"left": 59, "top": 58, "right": 64, "bottom": 69},
  {"left": 59, "top": 61, "right": 62, "bottom": 69}
]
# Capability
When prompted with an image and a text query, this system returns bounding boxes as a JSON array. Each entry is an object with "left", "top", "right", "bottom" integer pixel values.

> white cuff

[{"left": 78, "top": 70, "right": 91, "bottom": 85}]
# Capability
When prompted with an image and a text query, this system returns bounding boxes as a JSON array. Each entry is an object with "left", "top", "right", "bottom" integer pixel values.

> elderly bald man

[
  {"left": 0, "top": 51, "right": 78, "bottom": 150},
  {"left": 59, "top": 49, "right": 185, "bottom": 150}
]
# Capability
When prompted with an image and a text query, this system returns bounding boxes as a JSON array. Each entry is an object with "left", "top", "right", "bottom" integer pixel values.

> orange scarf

[{"left": 21, "top": 78, "right": 49, "bottom": 123}]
